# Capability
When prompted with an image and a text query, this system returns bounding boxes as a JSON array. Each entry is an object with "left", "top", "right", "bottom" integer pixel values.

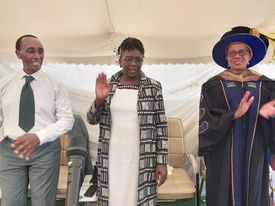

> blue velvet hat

[{"left": 212, "top": 26, "right": 268, "bottom": 68}]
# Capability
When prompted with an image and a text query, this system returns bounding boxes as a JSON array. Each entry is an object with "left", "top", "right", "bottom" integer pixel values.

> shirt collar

[{"left": 19, "top": 69, "right": 42, "bottom": 81}]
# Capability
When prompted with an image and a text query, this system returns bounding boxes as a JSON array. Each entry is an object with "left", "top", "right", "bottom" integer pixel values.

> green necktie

[{"left": 19, "top": 76, "right": 35, "bottom": 132}]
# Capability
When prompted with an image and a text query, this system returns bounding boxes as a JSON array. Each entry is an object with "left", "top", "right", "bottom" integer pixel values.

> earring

[{"left": 247, "top": 61, "right": 250, "bottom": 66}]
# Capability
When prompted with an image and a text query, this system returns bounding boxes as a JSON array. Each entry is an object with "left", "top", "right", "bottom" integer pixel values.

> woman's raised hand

[{"left": 95, "top": 73, "right": 110, "bottom": 108}]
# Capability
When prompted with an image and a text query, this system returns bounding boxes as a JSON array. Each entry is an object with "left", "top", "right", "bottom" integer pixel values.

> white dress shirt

[{"left": 0, "top": 69, "right": 74, "bottom": 145}]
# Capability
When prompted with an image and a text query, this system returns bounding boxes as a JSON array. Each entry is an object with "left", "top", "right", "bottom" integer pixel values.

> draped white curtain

[{"left": 1, "top": 62, "right": 275, "bottom": 164}]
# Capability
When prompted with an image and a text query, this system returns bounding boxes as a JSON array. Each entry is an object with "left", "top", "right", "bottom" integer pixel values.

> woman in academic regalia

[{"left": 199, "top": 26, "right": 275, "bottom": 206}]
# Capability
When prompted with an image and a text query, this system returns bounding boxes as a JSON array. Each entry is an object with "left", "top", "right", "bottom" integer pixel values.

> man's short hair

[{"left": 15, "top": 34, "right": 38, "bottom": 50}]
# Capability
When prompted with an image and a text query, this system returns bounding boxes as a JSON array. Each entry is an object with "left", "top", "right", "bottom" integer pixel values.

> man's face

[{"left": 16, "top": 37, "right": 44, "bottom": 74}]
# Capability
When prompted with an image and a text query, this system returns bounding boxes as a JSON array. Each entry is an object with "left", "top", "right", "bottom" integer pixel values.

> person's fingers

[
  {"left": 246, "top": 96, "right": 254, "bottom": 107},
  {"left": 11, "top": 142, "right": 26, "bottom": 156},
  {"left": 259, "top": 104, "right": 269, "bottom": 119},
  {"left": 259, "top": 99, "right": 275, "bottom": 119},
  {"left": 266, "top": 105, "right": 275, "bottom": 118},
  {"left": 96, "top": 73, "right": 108, "bottom": 89},
  {"left": 17, "top": 143, "right": 36, "bottom": 160},
  {"left": 10, "top": 138, "right": 24, "bottom": 149},
  {"left": 234, "top": 92, "right": 255, "bottom": 119},
  {"left": 102, "top": 73, "right": 107, "bottom": 85},
  {"left": 96, "top": 73, "right": 104, "bottom": 84},
  {"left": 244, "top": 90, "right": 251, "bottom": 96},
  {"left": 97, "top": 73, "right": 102, "bottom": 85},
  {"left": 11, "top": 135, "right": 39, "bottom": 160},
  {"left": 14, "top": 143, "right": 28, "bottom": 157},
  {"left": 240, "top": 92, "right": 254, "bottom": 111},
  {"left": 20, "top": 144, "right": 34, "bottom": 160},
  {"left": 158, "top": 175, "right": 167, "bottom": 186},
  {"left": 240, "top": 91, "right": 251, "bottom": 103},
  {"left": 12, "top": 144, "right": 24, "bottom": 155}
]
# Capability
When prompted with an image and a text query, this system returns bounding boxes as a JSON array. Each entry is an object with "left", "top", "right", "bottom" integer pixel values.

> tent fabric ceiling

[{"left": 1, "top": 0, "right": 275, "bottom": 64}]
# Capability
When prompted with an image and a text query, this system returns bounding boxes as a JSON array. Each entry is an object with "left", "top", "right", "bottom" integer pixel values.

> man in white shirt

[{"left": 0, "top": 34, "right": 74, "bottom": 206}]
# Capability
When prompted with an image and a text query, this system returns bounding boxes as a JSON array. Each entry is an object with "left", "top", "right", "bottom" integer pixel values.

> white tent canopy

[{"left": 1, "top": 0, "right": 275, "bottom": 64}]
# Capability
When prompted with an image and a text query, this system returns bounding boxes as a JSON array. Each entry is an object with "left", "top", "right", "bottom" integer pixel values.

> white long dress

[{"left": 108, "top": 86, "right": 139, "bottom": 206}]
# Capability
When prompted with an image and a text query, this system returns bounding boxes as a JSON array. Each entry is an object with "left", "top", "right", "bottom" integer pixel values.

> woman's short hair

[{"left": 117, "top": 37, "right": 145, "bottom": 56}]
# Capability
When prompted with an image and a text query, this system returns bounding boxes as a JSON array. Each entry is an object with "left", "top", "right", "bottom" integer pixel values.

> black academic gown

[{"left": 199, "top": 75, "right": 275, "bottom": 206}]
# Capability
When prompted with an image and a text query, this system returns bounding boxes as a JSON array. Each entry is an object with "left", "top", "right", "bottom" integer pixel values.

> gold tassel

[
  {"left": 262, "top": 33, "right": 275, "bottom": 62},
  {"left": 250, "top": 28, "right": 261, "bottom": 38}
]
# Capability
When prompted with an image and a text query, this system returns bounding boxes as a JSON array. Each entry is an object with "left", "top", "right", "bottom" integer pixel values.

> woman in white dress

[{"left": 87, "top": 37, "right": 168, "bottom": 206}]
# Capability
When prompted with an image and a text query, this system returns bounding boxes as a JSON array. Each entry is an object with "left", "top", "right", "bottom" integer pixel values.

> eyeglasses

[
  {"left": 226, "top": 49, "right": 250, "bottom": 58},
  {"left": 122, "top": 56, "right": 144, "bottom": 64}
]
